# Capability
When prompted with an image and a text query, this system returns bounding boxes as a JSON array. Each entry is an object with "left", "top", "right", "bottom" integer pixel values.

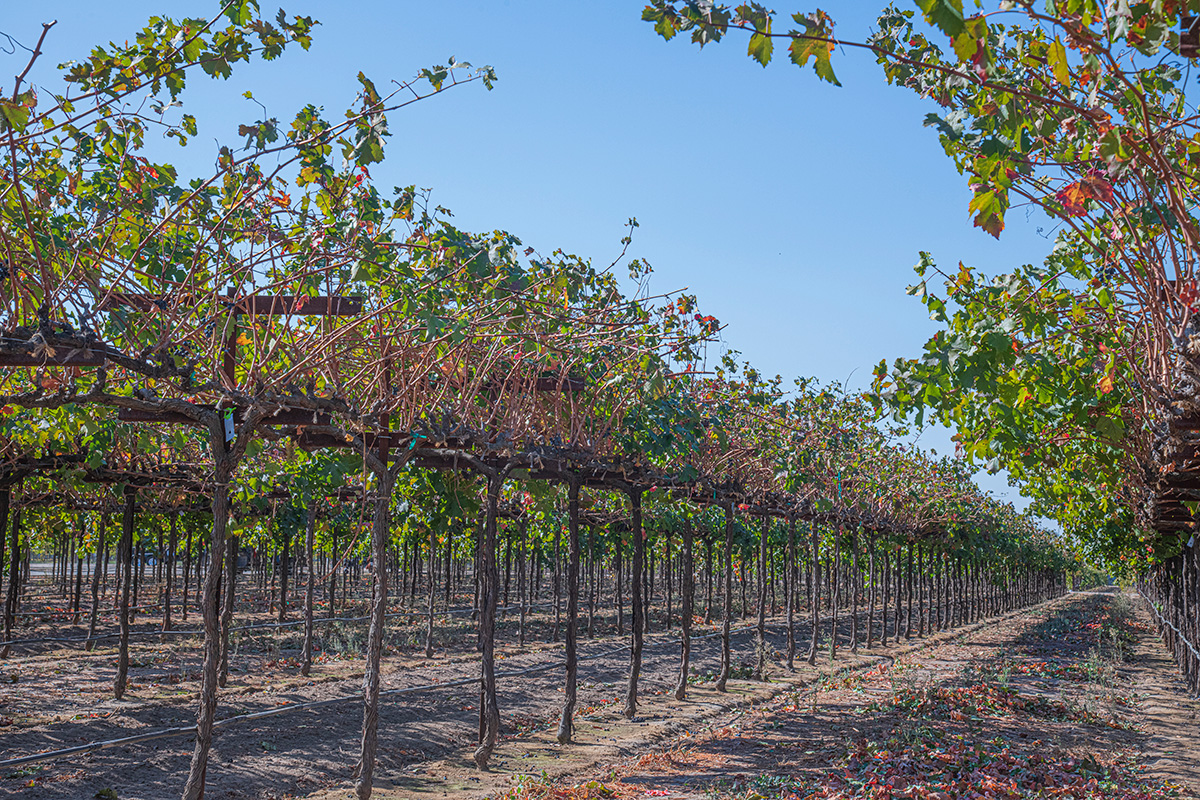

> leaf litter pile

[{"left": 501, "top": 591, "right": 1191, "bottom": 800}]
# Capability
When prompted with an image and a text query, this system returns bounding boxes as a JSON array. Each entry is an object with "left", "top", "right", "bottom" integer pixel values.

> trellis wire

[
  {"left": 0, "top": 602, "right": 554, "bottom": 648},
  {"left": 1137, "top": 587, "right": 1200, "bottom": 664}
]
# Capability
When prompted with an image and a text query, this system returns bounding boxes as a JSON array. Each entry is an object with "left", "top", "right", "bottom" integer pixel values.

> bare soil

[
  {"left": 463, "top": 589, "right": 1200, "bottom": 800},
  {"left": 8, "top": 588, "right": 1196, "bottom": 800},
  {"left": 2, "top": 582, "right": 853, "bottom": 800}
]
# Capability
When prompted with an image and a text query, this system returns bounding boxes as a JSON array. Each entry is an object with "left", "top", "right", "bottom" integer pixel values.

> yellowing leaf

[
  {"left": 788, "top": 11, "right": 840, "bottom": 86},
  {"left": 747, "top": 32, "right": 773, "bottom": 67},
  {"left": 1048, "top": 37, "right": 1069, "bottom": 85}
]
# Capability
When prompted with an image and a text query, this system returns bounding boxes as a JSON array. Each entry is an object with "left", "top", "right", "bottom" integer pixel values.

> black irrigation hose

[
  {"left": 0, "top": 602, "right": 556, "bottom": 648},
  {"left": 16, "top": 604, "right": 162, "bottom": 619},
  {"left": 0, "top": 624, "right": 761, "bottom": 770}
]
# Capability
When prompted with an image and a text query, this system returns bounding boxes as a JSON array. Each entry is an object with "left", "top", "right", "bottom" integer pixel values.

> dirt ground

[
  {"left": 2, "top": 584, "right": 856, "bottom": 800},
  {"left": 465, "top": 589, "right": 1200, "bottom": 800},
  {"left": 6, "top": 589, "right": 1199, "bottom": 800}
]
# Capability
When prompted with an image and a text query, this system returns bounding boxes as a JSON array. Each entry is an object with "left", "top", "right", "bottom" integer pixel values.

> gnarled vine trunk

[
  {"left": 182, "top": 451, "right": 232, "bottom": 800},
  {"left": 163, "top": 515, "right": 177, "bottom": 632},
  {"left": 806, "top": 521, "right": 819, "bottom": 665},
  {"left": 85, "top": 514, "right": 107, "bottom": 652},
  {"left": 867, "top": 535, "right": 876, "bottom": 648},
  {"left": 474, "top": 470, "right": 503, "bottom": 770},
  {"left": 557, "top": 479, "right": 581, "bottom": 743},
  {"left": 675, "top": 516, "right": 694, "bottom": 699},
  {"left": 219, "top": 532, "right": 238, "bottom": 688},
  {"left": 624, "top": 488, "right": 645, "bottom": 718},
  {"left": 73, "top": 514, "right": 85, "bottom": 624},
  {"left": 1, "top": 493, "right": 17, "bottom": 660},
  {"left": 850, "top": 529, "right": 859, "bottom": 654},
  {"left": 717, "top": 503, "right": 734, "bottom": 691},
  {"left": 785, "top": 518, "right": 796, "bottom": 669},
  {"left": 301, "top": 500, "right": 318, "bottom": 677},
  {"left": 830, "top": 526, "right": 840, "bottom": 661},
  {"left": 114, "top": 491, "right": 135, "bottom": 700},
  {"left": 754, "top": 515, "right": 768, "bottom": 680},
  {"left": 426, "top": 523, "right": 436, "bottom": 658},
  {"left": 356, "top": 467, "right": 395, "bottom": 799}
]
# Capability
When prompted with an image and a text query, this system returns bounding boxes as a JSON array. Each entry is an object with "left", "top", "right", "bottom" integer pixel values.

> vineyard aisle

[{"left": 317, "top": 590, "right": 1200, "bottom": 800}]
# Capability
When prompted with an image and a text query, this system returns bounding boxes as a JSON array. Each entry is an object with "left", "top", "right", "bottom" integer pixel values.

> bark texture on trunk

[
  {"left": 557, "top": 479, "right": 581, "bottom": 743},
  {"left": 219, "top": 532, "right": 238, "bottom": 689},
  {"left": 674, "top": 517, "right": 694, "bottom": 700},
  {"left": 754, "top": 515, "right": 768, "bottom": 680},
  {"left": 474, "top": 472, "right": 503, "bottom": 770},
  {"left": 301, "top": 501, "right": 318, "bottom": 676},
  {"left": 278, "top": 529, "right": 290, "bottom": 623},
  {"left": 182, "top": 461, "right": 232, "bottom": 800},
  {"left": 624, "top": 489, "right": 645, "bottom": 718},
  {"left": 356, "top": 468, "right": 395, "bottom": 799},
  {"left": 73, "top": 515, "right": 85, "bottom": 624},
  {"left": 114, "top": 491, "right": 135, "bottom": 699},
  {"left": 806, "top": 522, "right": 820, "bottom": 665},
  {"left": 830, "top": 528, "right": 841, "bottom": 661},
  {"left": 182, "top": 522, "right": 193, "bottom": 622},
  {"left": 717, "top": 504, "right": 734, "bottom": 691},
  {"left": 785, "top": 518, "right": 797, "bottom": 668},
  {"left": 850, "top": 529, "right": 859, "bottom": 654},
  {"left": 426, "top": 523, "right": 436, "bottom": 658},
  {"left": 163, "top": 516, "right": 178, "bottom": 632},
  {"left": 1, "top": 492, "right": 16, "bottom": 660},
  {"left": 86, "top": 514, "right": 107, "bottom": 652}
]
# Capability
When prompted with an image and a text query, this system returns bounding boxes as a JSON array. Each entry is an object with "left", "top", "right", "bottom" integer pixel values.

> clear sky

[{"left": 1, "top": 1, "right": 1058, "bottom": 505}]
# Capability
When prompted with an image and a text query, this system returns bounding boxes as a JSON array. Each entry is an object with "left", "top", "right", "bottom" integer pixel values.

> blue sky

[{"left": 1, "top": 1, "right": 1057, "bottom": 504}]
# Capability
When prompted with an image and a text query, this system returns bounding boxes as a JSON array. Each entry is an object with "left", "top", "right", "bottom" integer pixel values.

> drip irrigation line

[
  {"left": 0, "top": 602, "right": 555, "bottom": 648},
  {"left": 1136, "top": 587, "right": 1200, "bottom": 664},
  {"left": 16, "top": 604, "right": 161, "bottom": 619},
  {"left": 0, "top": 623, "right": 761, "bottom": 770}
]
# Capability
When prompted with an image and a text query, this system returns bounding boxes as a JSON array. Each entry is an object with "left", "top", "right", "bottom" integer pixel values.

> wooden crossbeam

[
  {"left": 119, "top": 406, "right": 331, "bottom": 426},
  {"left": 1160, "top": 474, "right": 1200, "bottom": 491},
  {"left": 295, "top": 430, "right": 397, "bottom": 452},
  {"left": 118, "top": 407, "right": 197, "bottom": 425},
  {"left": 1156, "top": 507, "right": 1192, "bottom": 517},
  {"left": 0, "top": 349, "right": 105, "bottom": 367},
  {"left": 1168, "top": 415, "right": 1200, "bottom": 431},
  {"left": 1183, "top": 16, "right": 1200, "bottom": 58},
  {"left": 1155, "top": 507, "right": 1193, "bottom": 521},
  {"left": 412, "top": 452, "right": 468, "bottom": 471}
]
